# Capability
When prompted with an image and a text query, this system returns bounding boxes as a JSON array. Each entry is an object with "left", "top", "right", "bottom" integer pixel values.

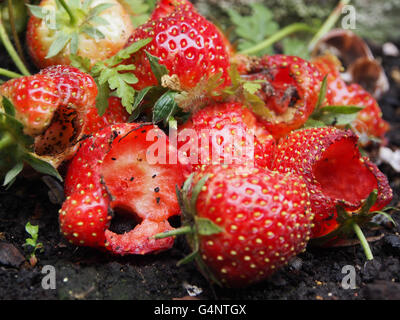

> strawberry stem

[
  {"left": 0, "top": 16, "right": 30, "bottom": 76},
  {"left": 309, "top": 0, "right": 351, "bottom": 51},
  {"left": 238, "top": 23, "right": 316, "bottom": 56},
  {"left": 0, "top": 68, "right": 22, "bottom": 78},
  {"left": 7, "top": 0, "right": 27, "bottom": 68},
  {"left": 153, "top": 226, "right": 193, "bottom": 239},
  {"left": 352, "top": 222, "right": 374, "bottom": 261},
  {"left": 58, "top": 0, "right": 77, "bottom": 26}
]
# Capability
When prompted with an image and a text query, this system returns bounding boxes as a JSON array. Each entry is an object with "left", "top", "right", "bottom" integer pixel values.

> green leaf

[
  {"left": 82, "top": 26, "right": 105, "bottom": 40},
  {"left": 195, "top": 217, "right": 223, "bottom": 236},
  {"left": 227, "top": 3, "right": 279, "bottom": 56},
  {"left": 303, "top": 118, "right": 328, "bottom": 128},
  {"left": 3, "top": 162, "right": 23, "bottom": 186},
  {"left": 25, "top": 222, "right": 39, "bottom": 242},
  {"left": 152, "top": 91, "right": 178, "bottom": 124},
  {"left": 243, "top": 81, "right": 262, "bottom": 95},
  {"left": 70, "top": 33, "right": 79, "bottom": 55},
  {"left": 95, "top": 80, "right": 110, "bottom": 116},
  {"left": 107, "top": 75, "right": 136, "bottom": 113},
  {"left": 360, "top": 190, "right": 378, "bottom": 215},
  {"left": 45, "top": 33, "right": 71, "bottom": 58},
  {"left": 282, "top": 37, "right": 310, "bottom": 60},
  {"left": 322, "top": 105, "right": 365, "bottom": 114},
  {"left": 103, "top": 38, "right": 152, "bottom": 68},
  {"left": 1, "top": 96, "right": 15, "bottom": 116},
  {"left": 88, "top": 3, "right": 114, "bottom": 17},
  {"left": 315, "top": 75, "right": 328, "bottom": 112},
  {"left": 22, "top": 153, "right": 62, "bottom": 182},
  {"left": 69, "top": 54, "right": 91, "bottom": 73},
  {"left": 26, "top": 4, "right": 47, "bottom": 19},
  {"left": 145, "top": 51, "right": 169, "bottom": 84}
]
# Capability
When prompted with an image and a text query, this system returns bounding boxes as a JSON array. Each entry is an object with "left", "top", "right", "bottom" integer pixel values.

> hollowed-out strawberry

[{"left": 273, "top": 127, "right": 393, "bottom": 244}]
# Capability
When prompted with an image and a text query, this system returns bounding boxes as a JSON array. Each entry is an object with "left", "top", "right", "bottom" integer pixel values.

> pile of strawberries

[{"left": 0, "top": 0, "right": 395, "bottom": 288}]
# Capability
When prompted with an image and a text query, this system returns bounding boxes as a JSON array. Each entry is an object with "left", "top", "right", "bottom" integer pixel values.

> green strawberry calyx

[{"left": 154, "top": 173, "right": 224, "bottom": 286}]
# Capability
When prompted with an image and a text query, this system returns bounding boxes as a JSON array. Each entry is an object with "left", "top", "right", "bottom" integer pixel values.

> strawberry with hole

[
  {"left": 273, "top": 127, "right": 393, "bottom": 258},
  {"left": 312, "top": 54, "right": 389, "bottom": 143},
  {"left": 241, "top": 55, "right": 323, "bottom": 139},
  {"left": 155, "top": 164, "right": 313, "bottom": 287},
  {"left": 26, "top": 0, "right": 134, "bottom": 69},
  {"left": 123, "top": 5, "right": 231, "bottom": 92},
  {"left": 178, "top": 102, "right": 276, "bottom": 177},
  {"left": 60, "top": 123, "right": 184, "bottom": 255}
]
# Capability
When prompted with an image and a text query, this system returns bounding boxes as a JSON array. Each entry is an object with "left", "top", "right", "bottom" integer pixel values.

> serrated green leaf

[
  {"left": 70, "top": 54, "right": 91, "bottom": 73},
  {"left": 46, "top": 33, "right": 71, "bottom": 58},
  {"left": 108, "top": 76, "right": 136, "bottom": 113},
  {"left": 22, "top": 153, "right": 62, "bottom": 182},
  {"left": 152, "top": 91, "right": 178, "bottom": 124},
  {"left": 282, "top": 37, "right": 310, "bottom": 60},
  {"left": 104, "top": 38, "right": 152, "bottom": 68},
  {"left": 227, "top": 3, "right": 279, "bottom": 56},
  {"left": 3, "top": 162, "right": 23, "bottom": 186},
  {"left": 145, "top": 51, "right": 169, "bottom": 84}
]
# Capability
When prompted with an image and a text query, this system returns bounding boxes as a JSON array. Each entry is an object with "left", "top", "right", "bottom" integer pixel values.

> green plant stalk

[
  {"left": 7, "top": 0, "right": 27, "bottom": 67},
  {"left": 238, "top": 23, "right": 317, "bottom": 56},
  {"left": 352, "top": 222, "right": 373, "bottom": 261},
  {"left": 58, "top": 0, "right": 77, "bottom": 25},
  {"left": 309, "top": 0, "right": 351, "bottom": 51},
  {"left": 0, "top": 68, "right": 22, "bottom": 78},
  {"left": 153, "top": 225, "right": 192, "bottom": 239},
  {"left": 0, "top": 16, "right": 30, "bottom": 76}
]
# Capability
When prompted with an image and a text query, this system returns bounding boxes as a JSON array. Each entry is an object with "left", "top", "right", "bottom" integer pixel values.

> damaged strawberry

[{"left": 60, "top": 123, "right": 184, "bottom": 255}]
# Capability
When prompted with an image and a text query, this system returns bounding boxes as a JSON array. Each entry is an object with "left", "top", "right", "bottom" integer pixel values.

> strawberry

[
  {"left": 273, "top": 127, "right": 393, "bottom": 245},
  {"left": 60, "top": 123, "right": 184, "bottom": 255},
  {"left": 83, "top": 97, "right": 129, "bottom": 136},
  {"left": 312, "top": 54, "right": 389, "bottom": 142},
  {"left": 150, "top": 0, "right": 195, "bottom": 20},
  {"left": 0, "top": 75, "right": 60, "bottom": 136},
  {"left": 178, "top": 102, "right": 276, "bottom": 177},
  {"left": 26, "top": 0, "right": 134, "bottom": 69},
  {"left": 241, "top": 55, "right": 323, "bottom": 139},
  {"left": 156, "top": 164, "right": 313, "bottom": 287},
  {"left": 123, "top": 6, "right": 231, "bottom": 91},
  {"left": 150, "top": 0, "right": 233, "bottom": 54}
]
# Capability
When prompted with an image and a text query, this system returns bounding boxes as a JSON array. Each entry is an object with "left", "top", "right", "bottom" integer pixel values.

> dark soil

[{"left": 0, "top": 31, "right": 400, "bottom": 301}]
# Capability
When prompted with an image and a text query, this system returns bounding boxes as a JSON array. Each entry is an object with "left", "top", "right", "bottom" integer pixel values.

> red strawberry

[
  {"left": 273, "top": 127, "right": 393, "bottom": 242},
  {"left": 123, "top": 7, "right": 231, "bottom": 91},
  {"left": 33, "top": 65, "right": 98, "bottom": 163},
  {"left": 150, "top": 0, "right": 234, "bottom": 54},
  {"left": 178, "top": 102, "right": 276, "bottom": 176},
  {"left": 241, "top": 55, "right": 323, "bottom": 139},
  {"left": 0, "top": 74, "right": 60, "bottom": 136},
  {"left": 156, "top": 164, "right": 313, "bottom": 287},
  {"left": 60, "top": 123, "right": 184, "bottom": 255},
  {"left": 83, "top": 97, "right": 129, "bottom": 136},
  {"left": 26, "top": 0, "right": 134, "bottom": 68},
  {"left": 150, "top": 0, "right": 195, "bottom": 20},
  {"left": 312, "top": 54, "right": 389, "bottom": 142}
]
